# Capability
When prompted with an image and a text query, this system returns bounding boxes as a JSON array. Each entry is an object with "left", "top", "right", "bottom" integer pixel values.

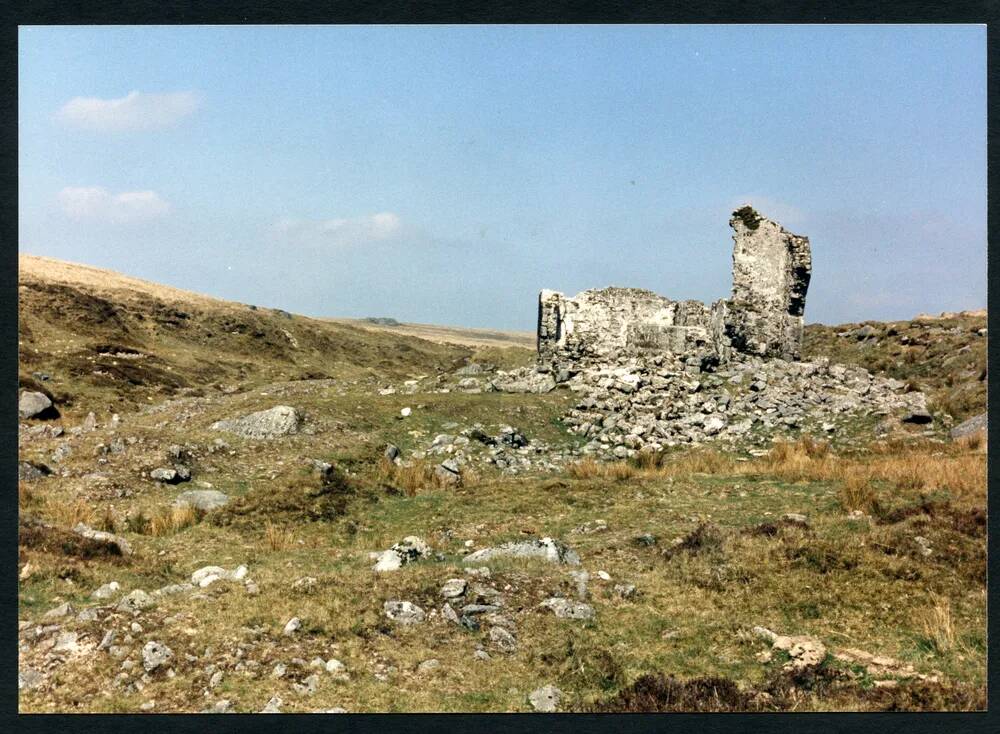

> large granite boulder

[{"left": 211, "top": 405, "right": 301, "bottom": 439}]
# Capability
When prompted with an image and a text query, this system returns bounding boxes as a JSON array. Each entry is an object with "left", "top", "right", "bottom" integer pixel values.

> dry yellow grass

[
  {"left": 18, "top": 481, "right": 35, "bottom": 507},
  {"left": 955, "top": 431, "right": 985, "bottom": 453},
  {"left": 42, "top": 496, "right": 95, "bottom": 528},
  {"left": 563, "top": 437, "right": 985, "bottom": 512},
  {"left": 743, "top": 439, "right": 986, "bottom": 507},
  {"left": 19, "top": 253, "right": 222, "bottom": 309},
  {"left": 264, "top": 521, "right": 295, "bottom": 551},
  {"left": 837, "top": 467, "right": 876, "bottom": 512},
  {"left": 374, "top": 457, "right": 478, "bottom": 495},
  {"left": 147, "top": 505, "right": 201, "bottom": 536},
  {"left": 656, "top": 449, "right": 740, "bottom": 477},
  {"left": 919, "top": 595, "right": 956, "bottom": 654}
]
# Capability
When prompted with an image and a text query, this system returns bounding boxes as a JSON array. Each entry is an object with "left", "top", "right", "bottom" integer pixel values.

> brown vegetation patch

[
  {"left": 664, "top": 522, "right": 728, "bottom": 559},
  {"left": 18, "top": 518, "right": 128, "bottom": 563},
  {"left": 590, "top": 673, "right": 776, "bottom": 712},
  {"left": 212, "top": 465, "right": 361, "bottom": 527}
]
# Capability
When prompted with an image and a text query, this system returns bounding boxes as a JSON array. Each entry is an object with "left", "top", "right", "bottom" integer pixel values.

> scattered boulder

[
  {"left": 73, "top": 523, "right": 133, "bottom": 556},
  {"left": 291, "top": 576, "right": 318, "bottom": 593},
  {"left": 283, "top": 617, "right": 302, "bottom": 636},
  {"left": 491, "top": 371, "right": 557, "bottom": 394},
  {"left": 18, "top": 669, "right": 44, "bottom": 691},
  {"left": 191, "top": 565, "right": 248, "bottom": 587},
  {"left": 116, "top": 589, "right": 155, "bottom": 614},
  {"left": 540, "top": 597, "right": 595, "bottom": 620},
  {"left": 900, "top": 394, "right": 933, "bottom": 424},
  {"left": 201, "top": 700, "right": 234, "bottom": 714},
  {"left": 832, "top": 647, "right": 938, "bottom": 683},
  {"left": 383, "top": 600, "right": 426, "bottom": 625},
  {"left": 753, "top": 626, "right": 827, "bottom": 672},
  {"left": 613, "top": 583, "right": 637, "bottom": 600},
  {"left": 173, "top": 489, "right": 229, "bottom": 511},
  {"left": 18, "top": 461, "right": 52, "bottom": 482},
  {"left": 293, "top": 674, "right": 320, "bottom": 695},
  {"left": 440, "top": 578, "right": 468, "bottom": 598},
  {"left": 141, "top": 640, "right": 173, "bottom": 672},
  {"left": 152, "top": 583, "right": 194, "bottom": 598},
  {"left": 42, "top": 602, "right": 75, "bottom": 620},
  {"left": 528, "top": 684, "right": 562, "bottom": 712},
  {"left": 372, "top": 536, "right": 431, "bottom": 572},
  {"left": 441, "top": 603, "right": 460, "bottom": 625},
  {"left": 150, "top": 467, "right": 190, "bottom": 484},
  {"left": 91, "top": 581, "right": 121, "bottom": 600},
  {"left": 950, "top": 413, "right": 986, "bottom": 441},
  {"left": 434, "top": 460, "right": 462, "bottom": 487},
  {"left": 463, "top": 537, "right": 580, "bottom": 566},
  {"left": 488, "top": 625, "right": 518, "bottom": 653},
  {"left": 325, "top": 658, "right": 347, "bottom": 676},
  {"left": 416, "top": 659, "right": 441, "bottom": 674},
  {"left": 19, "top": 391, "right": 57, "bottom": 420},
  {"left": 211, "top": 405, "right": 301, "bottom": 439},
  {"left": 260, "top": 695, "right": 283, "bottom": 713}
]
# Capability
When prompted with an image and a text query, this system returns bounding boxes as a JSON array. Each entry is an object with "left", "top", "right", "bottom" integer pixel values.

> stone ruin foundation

[
  {"left": 489, "top": 207, "right": 933, "bottom": 458},
  {"left": 537, "top": 206, "right": 813, "bottom": 371}
]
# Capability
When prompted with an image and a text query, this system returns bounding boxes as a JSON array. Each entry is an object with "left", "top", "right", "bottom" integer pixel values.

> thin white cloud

[
  {"left": 55, "top": 91, "right": 200, "bottom": 132},
  {"left": 58, "top": 186, "right": 171, "bottom": 224},
  {"left": 272, "top": 212, "right": 403, "bottom": 247}
]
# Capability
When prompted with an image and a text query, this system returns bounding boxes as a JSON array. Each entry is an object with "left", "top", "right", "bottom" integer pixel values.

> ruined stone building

[{"left": 536, "top": 207, "right": 812, "bottom": 369}]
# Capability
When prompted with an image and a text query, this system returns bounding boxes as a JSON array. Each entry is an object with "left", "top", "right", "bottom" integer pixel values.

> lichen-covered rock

[
  {"left": 19, "top": 391, "right": 56, "bottom": 420},
  {"left": 174, "top": 489, "right": 230, "bottom": 511},
  {"left": 372, "top": 536, "right": 431, "bottom": 572},
  {"left": 463, "top": 537, "right": 580, "bottom": 566},
  {"left": 191, "top": 564, "right": 248, "bottom": 587},
  {"left": 539, "top": 597, "right": 595, "bottom": 620},
  {"left": 18, "top": 461, "right": 52, "bottom": 481},
  {"left": 753, "top": 625, "right": 827, "bottom": 672},
  {"left": 211, "top": 405, "right": 301, "bottom": 439},
  {"left": 433, "top": 460, "right": 462, "bottom": 487},
  {"left": 116, "top": 589, "right": 155, "bottom": 614},
  {"left": 488, "top": 625, "right": 518, "bottom": 653},
  {"left": 141, "top": 640, "right": 173, "bottom": 672},
  {"left": 528, "top": 684, "right": 562, "bottom": 712},
  {"left": 490, "top": 370, "right": 556, "bottom": 394},
  {"left": 383, "top": 600, "right": 425, "bottom": 625},
  {"left": 73, "top": 523, "right": 133, "bottom": 556},
  {"left": 950, "top": 412, "right": 986, "bottom": 441}
]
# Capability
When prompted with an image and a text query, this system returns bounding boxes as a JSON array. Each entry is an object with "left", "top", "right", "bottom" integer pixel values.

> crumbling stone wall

[
  {"left": 538, "top": 287, "right": 727, "bottom": 364},
  {"left": 725, "top": 206, "right": 812, "bottom": 360},
  {"left": 537, "top": 207, "right": 811, "bottom": 368}
]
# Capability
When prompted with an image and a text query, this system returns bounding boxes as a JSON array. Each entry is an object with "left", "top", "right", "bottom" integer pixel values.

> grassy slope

[
  {"left": 803, "top": 314, "right": 987, "bottom": 423},
  {"left": 18, "top": 254, "right": 526, "bottom": 418},
  {"left": 17, "top": 258, "right": 986, "bottom": 712}
]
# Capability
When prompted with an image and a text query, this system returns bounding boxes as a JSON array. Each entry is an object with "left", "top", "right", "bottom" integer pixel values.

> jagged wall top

[{"left": 536, "top": 207, "right": 811, "bottom": 368}]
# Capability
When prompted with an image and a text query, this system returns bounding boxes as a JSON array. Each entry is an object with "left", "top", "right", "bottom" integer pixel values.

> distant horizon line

[{"left": 17, "top": 250, "right": 986, "bottom": 333}]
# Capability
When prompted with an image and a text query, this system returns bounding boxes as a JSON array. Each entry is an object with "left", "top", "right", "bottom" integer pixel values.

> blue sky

[{"left": 19, "top": 25, "right": 986, "bottom": 330}]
